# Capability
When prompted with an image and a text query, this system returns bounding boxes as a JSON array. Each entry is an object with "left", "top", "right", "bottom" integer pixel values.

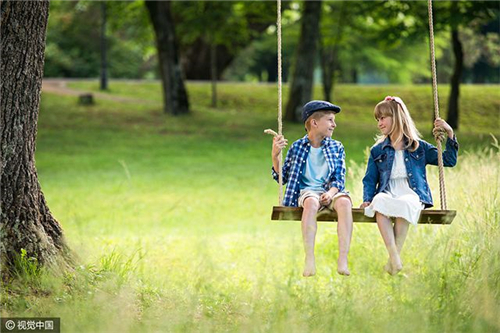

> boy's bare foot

[
  {"left": 303, "top": 257, "right": 316, "bottom": 277},
  {"left": 337, "top": 256, "right": 350, "bottom": 276}
]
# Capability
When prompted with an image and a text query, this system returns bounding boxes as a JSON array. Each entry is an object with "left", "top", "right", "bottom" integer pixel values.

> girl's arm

[
  {"left": 425, "top": 118, "right": 459, "bottom": 167},
  {"left": 423, "top": 139, "right": 459, "bottom": 167},
  {"left": 362, "top": 150, "right": 380, "bottom": 203}
]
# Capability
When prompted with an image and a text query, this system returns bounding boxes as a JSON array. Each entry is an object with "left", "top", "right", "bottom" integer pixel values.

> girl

[{"left": 360, "top": 96, "right": 458, "bottom": 275}]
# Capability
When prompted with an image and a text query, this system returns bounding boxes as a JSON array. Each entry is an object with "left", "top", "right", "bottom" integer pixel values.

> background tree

[
  {"left": 461, "top": 20, "right": 500, "bottom": 83},
  {"left": 319, "top": 1, "right": 345, "bottom": 102},
  {"left": 439, "top": 1, "right": 498, "bottom": 129},
  {"left": 145, "top": 0, "right": 189, "bottom": 115},
  {"left": 173, "top": 2, "right": 235, "bottom": 107},
  {"left": 1, "top": 0, "right": 71, "bottom": 277},
  {"left": 222, "top": 7, "right": 298, "bottom": 83},
  {"left": 100, "top": 2, "right": 108, "bottom": 90},
  {"left": 174, "top": 1, "right": 277, "bottom": 80},
  {"left": 44, "top": 2, "right": 157, "bottom": 79},
  {"left": 405, "top": 0, "right": 499, "bottom": 129},
  {"left": 285, "top": 0, "right": 322, "bottom": 122}
]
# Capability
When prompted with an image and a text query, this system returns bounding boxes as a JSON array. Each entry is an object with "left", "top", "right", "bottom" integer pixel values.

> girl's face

[{"left": 377, "top": 115, "right": 393, "bottom": 136}]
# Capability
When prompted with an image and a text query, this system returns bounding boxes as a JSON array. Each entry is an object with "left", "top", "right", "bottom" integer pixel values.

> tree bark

[
  {"left": 320, "top": 3, "right": 345, "bottom": 102},
  {"left": 145, "top": 1, "right": 189, "bottom": 115},
  {"left": 210, "top": 43, "right": 217, "bottom": 108},
  {"left": 1, "top": 0, "right": 71, "bottom": 277},
  {"left": 320, "top": 43, "right": 339, "bottom": 102},
  {"left": 284, "top": 1, "right": 322, "bottom": 122},
  {"left": 100, "top": 2, "right": 108, "bottom": 91},
  {"left": 447, "top": 28, "right": 462, "bottom": 130}
]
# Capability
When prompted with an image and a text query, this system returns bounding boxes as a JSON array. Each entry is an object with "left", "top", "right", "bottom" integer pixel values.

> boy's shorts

[{"left": 298, "top": 189, "right": 351, "bottom": 211}]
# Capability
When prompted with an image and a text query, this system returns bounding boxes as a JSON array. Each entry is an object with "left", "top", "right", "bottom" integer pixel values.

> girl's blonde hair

[{"left": 374, "top": 97, "right": 421, "bottom": 151}]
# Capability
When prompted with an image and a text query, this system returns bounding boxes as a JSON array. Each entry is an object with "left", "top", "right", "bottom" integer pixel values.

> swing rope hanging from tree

[{"left": 265, "top": 0, "right": 456, "bottom": 225}]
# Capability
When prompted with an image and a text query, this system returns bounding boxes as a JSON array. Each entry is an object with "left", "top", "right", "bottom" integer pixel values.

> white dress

[{"left": 364, "top": 150, "right": 424, "bottom": 225}]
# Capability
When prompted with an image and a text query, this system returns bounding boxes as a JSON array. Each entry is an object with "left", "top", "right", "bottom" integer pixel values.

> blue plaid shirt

[{"left": 272, "top": 135, "right": 347, "bottom": 207}]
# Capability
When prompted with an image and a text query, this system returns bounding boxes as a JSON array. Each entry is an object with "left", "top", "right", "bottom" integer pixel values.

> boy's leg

[
  {"left": 375, "top": 212, "right": 402, "bottom": 275},
  {"left": 301, "top": 196, "right": 320, "bottom": 277},
  {"left": 332, "top": 196, "right": 353, "bottom": 276}
]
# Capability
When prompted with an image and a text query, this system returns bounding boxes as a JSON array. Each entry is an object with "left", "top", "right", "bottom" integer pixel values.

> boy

[{"left": 271, "top": 100, "right": 353, "bottom": 276}]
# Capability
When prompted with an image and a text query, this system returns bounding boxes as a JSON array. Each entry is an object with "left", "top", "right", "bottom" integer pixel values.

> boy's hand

[
  {"left": 433, "top": 118, "right": 454, "bottom": 139},
  {"left": 272, "top": 135, "right": 288, "bottom": 158},
  {"left": 319, "top": 192, "right": 333, "bottom": 206},
  {"left": 359, "top": 202, "right": 370, "bottom": 208}
]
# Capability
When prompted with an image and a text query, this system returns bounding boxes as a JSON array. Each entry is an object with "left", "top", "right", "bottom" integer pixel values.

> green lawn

[{"left": 2, "top": 81, "right": 499, "bottom": 332}]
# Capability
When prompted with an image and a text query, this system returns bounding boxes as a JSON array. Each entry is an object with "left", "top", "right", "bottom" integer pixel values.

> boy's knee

[
  {"left": 334, "top": 196, "right": 352, "bottom": 210},
  {"left": 303, "top": 197, "right": 320, "bottom": 211}
]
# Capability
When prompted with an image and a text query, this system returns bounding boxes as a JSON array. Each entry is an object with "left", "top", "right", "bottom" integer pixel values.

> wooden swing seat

[{"left": 271, "top": 206, "right": 456, "bottom": 224}]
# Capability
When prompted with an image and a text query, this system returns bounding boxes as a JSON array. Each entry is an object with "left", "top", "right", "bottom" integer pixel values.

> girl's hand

[
  {"left": 319, "top": 192, "right": 333, "bottom": 206},
  {"left": 359, "top": 202, "right": 370, "bottom": 208},
  {"left": 272, "top": 135, "right": 288, "bottom": 157},
  {"left": 433, "top": 118, "right": 454, "bottom": 139}
]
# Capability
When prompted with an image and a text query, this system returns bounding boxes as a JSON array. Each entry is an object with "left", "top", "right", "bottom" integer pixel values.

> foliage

[
  {"left": 11, "top": 249, "right": 43, "bottom": 285},
  {"left": 223, "top": 7, "right": 299, "bottom": 82},
  {"left": 173, "top": 2, "right": 246, "bottom": 49},
  {"left": 44, "top": 1, "right": 157, "bottom": 79},
  {"left": 43, "top": 1, "right": 499, "bottom": 84}
]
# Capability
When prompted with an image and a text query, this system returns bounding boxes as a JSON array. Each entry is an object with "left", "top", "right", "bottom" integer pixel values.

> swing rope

[
  {"left": 267, "top": 0, "right": 448, "bottom": 211},
  {"left": 427, "top": 0, "right": 448, "bottom": 210},
  {"left": 264, "top": 0, "right": 284, "bottom": 205},
  {"left": 277, "top": 0, "right": 283, "bottom": 205}
]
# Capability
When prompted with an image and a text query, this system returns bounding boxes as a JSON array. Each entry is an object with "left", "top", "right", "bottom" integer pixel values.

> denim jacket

[{"left": 362, "top": 136, "right": 459, "bottom": 208}]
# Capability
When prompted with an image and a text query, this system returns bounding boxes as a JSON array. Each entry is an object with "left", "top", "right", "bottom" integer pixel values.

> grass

[{"left": 1, "top": 81, "right": 499, "bottom": 332}]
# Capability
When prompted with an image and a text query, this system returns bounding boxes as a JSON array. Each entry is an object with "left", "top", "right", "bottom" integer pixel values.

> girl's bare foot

[
  {"left": 303, "top": 257, "right": 316, "bottom": 277},
  {"left": 384, "top": 260, "right": 392, "bottom": 275},
  {"left": 389, "top": 256, "right": 403, "bottom": 275}
]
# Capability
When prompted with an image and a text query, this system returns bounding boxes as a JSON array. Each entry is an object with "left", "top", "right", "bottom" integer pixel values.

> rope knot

[{"left": 433, "top": 127, "right": 447, "bottom": 143}]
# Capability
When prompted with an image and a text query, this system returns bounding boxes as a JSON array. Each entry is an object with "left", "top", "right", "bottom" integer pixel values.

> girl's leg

[
  {"left": 301, "top": 197, "right": 320, "bottom": 277},
  {"left": 394, "top": 218, "right": 410, "bottom": 254},
  {"left": 333, "top": 196, "right": 353, "bottom": 276},
  {"left": 384, "top": 218, "right": 410, "bottom": 273},
  {"left": 375, "top": 212, "right": 402, "bottom": 275}
]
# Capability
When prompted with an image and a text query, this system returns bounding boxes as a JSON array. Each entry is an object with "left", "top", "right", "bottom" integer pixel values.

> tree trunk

[
  {"left": 285, "top": 1, "right": 322, "bottom": 122},
  {"left": 100, "top": 2, "right": 108, "bottom": 91},
  {"left": 320, "top": 2, "right": 345, "bottom": 102},
  {"left": 447, "top": 28, "right": 462, "bottom": 130},
  {"left": 320, "top": 44, "right": 337, "bottom": 102},
  {"left": 1, "top": 0, "right": 71, "bottom": 277},
  {"left": 210, "top": 43, "right": 217, "bottom": 108},
  {"left": 145, "top": 1, "right": 189, "bottom": 115}
]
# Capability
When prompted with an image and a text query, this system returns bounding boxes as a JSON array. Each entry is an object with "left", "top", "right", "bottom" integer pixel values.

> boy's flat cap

[{"left": 302, "top": 100, "right": 341, "bottom": 123}]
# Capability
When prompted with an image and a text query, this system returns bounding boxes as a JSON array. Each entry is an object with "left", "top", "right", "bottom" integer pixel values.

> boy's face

[{"left": 311, "top": 113, "right": 336, "bottom": 138}]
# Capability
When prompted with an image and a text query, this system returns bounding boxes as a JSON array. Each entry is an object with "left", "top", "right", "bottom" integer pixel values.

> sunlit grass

[{"left": 1, "top": 82, "right": 499, "bottom": 332}]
